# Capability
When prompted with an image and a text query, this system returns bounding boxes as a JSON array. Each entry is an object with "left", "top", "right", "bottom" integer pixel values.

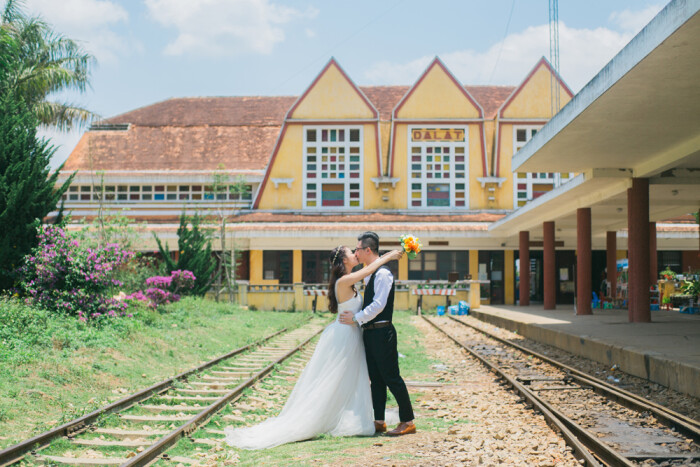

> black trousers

[{"left": 362, "top": 324, "right": 414, "bottom": 422}]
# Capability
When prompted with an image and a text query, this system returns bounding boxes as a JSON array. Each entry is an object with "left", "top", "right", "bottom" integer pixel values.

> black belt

[{"left": 362, "top": 321, "right": 392, "bottom": 330}]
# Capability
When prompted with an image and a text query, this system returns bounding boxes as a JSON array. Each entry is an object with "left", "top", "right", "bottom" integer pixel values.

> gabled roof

[
  {"left": 286, "top": 58, "right": 378, "bottom": 120},
  {"left": 63, "top": 86, "right": 520, "bottom": 173},
  {"left": 498, "top": 56, "right": 573, "bottom": 119},
  {"left": 393, "top": 57, "right": 484, "bottom": 119}
]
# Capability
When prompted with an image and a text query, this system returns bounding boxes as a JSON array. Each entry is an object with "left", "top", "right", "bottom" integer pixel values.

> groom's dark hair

[{"left": 358, "top": 231, "right": 379, "bottom": 254}]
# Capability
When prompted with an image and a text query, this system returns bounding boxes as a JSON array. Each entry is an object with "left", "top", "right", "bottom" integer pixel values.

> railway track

[
  {"left": 1, "top": 319, "right": 326, "bottom": 466},
  {"left": 424, "top": 315, "right": 700, "bottom": 467}
]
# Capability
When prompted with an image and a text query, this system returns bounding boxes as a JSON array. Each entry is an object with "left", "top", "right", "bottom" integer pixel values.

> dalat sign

[{"left": 411, "top": 128, "right": 465, "bottom": 142}]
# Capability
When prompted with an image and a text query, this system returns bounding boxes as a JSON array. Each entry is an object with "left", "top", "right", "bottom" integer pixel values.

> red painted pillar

[
  {"left": 606, "top": 231, "right": 617, "bottom": 301},
  {"left": 519, "top": 231, "right": 530, "bottom": 306},
  {"left": 627, "top": 178, "right": 650, "bottom": 323},
  {"left": 577, "top": 208, "right": 592, "bottom": 315},
  {"left": 543, "top": 221, "right": 556, "bottom": 310},
  {"left": 649, "top": 222, "right": 657, "bottom": 287}
]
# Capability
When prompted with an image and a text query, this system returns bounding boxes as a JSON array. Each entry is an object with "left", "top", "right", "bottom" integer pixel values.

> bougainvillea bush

[
  {"left": 17, "top": 225, "right": 135, "bottom": 321},
  {"left": 127, "top": 269, "right": 196, "bottom": 309}
]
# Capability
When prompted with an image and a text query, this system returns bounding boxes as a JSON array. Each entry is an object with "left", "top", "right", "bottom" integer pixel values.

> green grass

[{"left": 0, "top": 296, "right": 310, "bottom": 449}]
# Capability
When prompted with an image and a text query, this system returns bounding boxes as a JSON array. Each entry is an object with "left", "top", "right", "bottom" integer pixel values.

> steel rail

[
  {"left": 121, "top": 326, "right": 324, "bottom": 466},
  {"left": 447, "top": 315, "right": 700, "bottom": 440},
  {"left": 422, "top": 315, "right": 605, "bottom": 467},
  {"left": 0, "top": 325, "right": 296, "bottom": 467}
]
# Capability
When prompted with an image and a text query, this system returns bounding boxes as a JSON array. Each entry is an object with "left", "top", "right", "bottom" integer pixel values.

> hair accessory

[{"left": 332, "top": 246, "right": 344, "bottom": 265}]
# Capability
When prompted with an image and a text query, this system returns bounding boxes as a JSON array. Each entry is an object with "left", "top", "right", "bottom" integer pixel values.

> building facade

[{"left": 56, "top": 57, "right": 699, "bottom": 306}]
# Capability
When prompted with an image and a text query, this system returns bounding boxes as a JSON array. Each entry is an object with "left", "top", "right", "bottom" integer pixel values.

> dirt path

[{"left": 329, "top": 316, "right": 581, "bottom": 466}]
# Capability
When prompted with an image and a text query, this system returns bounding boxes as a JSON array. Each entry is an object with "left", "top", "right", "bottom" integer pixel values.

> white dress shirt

[{"left": 354, "top": 267, "right": 393, "bottom": 326}]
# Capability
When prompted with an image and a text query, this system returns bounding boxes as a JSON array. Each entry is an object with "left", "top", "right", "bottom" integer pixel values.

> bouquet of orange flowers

[{"left": 400, "top": 234, "right": 422, "bottom": 260}]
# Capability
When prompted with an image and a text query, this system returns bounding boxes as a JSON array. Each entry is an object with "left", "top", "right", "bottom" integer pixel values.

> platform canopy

[{"left": 491, "top": 0, "right": 700, "bottom": 246}]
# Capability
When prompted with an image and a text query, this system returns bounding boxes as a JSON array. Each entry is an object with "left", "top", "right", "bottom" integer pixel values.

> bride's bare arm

[{"left": 337, "top": 249, "right": 403, "bottom": 289}]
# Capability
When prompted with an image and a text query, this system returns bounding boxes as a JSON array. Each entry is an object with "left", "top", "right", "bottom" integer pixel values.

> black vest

[{"left": 363, "top": 266, "right": 395, "bottom": 324}]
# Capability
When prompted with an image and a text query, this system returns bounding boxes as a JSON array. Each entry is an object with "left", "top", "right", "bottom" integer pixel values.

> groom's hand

[{"left": 338, "top": 310, "right": 355, "bottom": 325}]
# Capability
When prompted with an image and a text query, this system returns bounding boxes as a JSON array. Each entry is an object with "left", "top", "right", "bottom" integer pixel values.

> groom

[{"left": 339, "top": 231, "right": 416, "bottom": 436}]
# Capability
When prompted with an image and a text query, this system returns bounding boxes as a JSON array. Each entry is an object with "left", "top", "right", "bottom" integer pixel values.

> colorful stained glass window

[
  {"left": 304, "top": 126, "right": 362, "bottom": 208},
  {"left": 408, "top": 127, "right": 468, "bottom": 208}
]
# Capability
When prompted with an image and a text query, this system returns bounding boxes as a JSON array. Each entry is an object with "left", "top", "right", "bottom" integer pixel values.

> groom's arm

[{"left": 353, "top": 268, "right": 392, "bottom": 326}]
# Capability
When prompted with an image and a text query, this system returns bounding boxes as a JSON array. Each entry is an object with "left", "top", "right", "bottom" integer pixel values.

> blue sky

[{"left": 19, "top": 0, "right": 666, "bottom": 168}]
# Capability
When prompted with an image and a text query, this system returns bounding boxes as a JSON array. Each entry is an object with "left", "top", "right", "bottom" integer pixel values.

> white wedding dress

[{"left": 224, "top": 291, "right": 375, "bottom": 449}]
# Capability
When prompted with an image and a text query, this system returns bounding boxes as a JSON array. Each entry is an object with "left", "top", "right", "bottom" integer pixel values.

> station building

[{"left": 56, "top": 54, "right": 699, "bottom": 308}]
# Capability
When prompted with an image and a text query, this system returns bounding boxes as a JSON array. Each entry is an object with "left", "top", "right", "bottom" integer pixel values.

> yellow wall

[
  {"left": 388, "top": 125, "right": 409, "bottom": 209},
  {"left": 469, "top": 250, "right": 478, "bottom": 279},
  {"left": 289, "top": 62, "right": 375, "bottom": 120},
  {"left": 293, "top": 249, "right": 302, "bottom": 283},
  {"left": 467, "top": 124, "right": 488, "bottom": 209},
  {"left": 501, "top": 63, "right": 572, "bottom": 119},
  {"left": 395, "top": 61, "right": 481, "bottom": 119},
  {"left": 397, "top": 255, "right": 408, "bottom": 281},
  {"left": 250, "top": 249, "right": 279, "bottom": 285},
  {"left": 362, "top": 125, "right": 384, "bottom": 209},
  {"left": 247, "top": 291, "right": 298, "bottom": 312},
  {"left": 258, "top": 123, "right": 382, "bottom": 210},
  {"left": 497, "top": 122, "right": 516, "bottom": 210},
  {"left": 257, "top": 125, "right": 304, "bottom": 210}
]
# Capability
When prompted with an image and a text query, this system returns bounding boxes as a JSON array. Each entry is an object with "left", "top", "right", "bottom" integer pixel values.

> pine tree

[
  {"left": 0, "top": 32, "right": 73, "bottom": 289},
  {"left": 154, "top": 213, "right": 217, "bottom": 296}
]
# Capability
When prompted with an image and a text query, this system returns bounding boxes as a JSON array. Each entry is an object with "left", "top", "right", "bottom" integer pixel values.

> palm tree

[{"left": 1, "top": 0, "right": 97, "bottom": 131}]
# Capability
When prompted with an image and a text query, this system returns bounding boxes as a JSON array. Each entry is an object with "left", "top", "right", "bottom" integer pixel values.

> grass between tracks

[{"left": 0, "top": 297, "right": 311, "bottom": 450}]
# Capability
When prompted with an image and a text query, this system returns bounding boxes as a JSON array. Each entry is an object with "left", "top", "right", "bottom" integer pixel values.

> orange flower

[{"left": 400, "top": 234, "right": 422, "bottom": 259}]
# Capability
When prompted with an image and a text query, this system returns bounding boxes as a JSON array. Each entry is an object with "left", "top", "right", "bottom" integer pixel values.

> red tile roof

[
  {"left": 359, "top": 86, "right": 408, "bottom": 121},
  {"left": 105, "top": 96, "right": 296, "bottom": 127},
  {"left": 63, "top": 125, "right": 281, "bottom": 172},
  {"left": 466, "top": 86, "right": 516, "bottom": 119},
  {"left": 64, "top": 86, "right": 517, "bottom": 172}
]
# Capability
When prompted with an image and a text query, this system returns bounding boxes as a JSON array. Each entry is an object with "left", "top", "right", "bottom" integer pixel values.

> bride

[{"left": 224, "top": 246, "right": 403, "bottom": 449}]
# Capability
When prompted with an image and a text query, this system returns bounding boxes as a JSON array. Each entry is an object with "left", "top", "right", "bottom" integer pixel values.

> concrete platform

[{"left": 468, "top": 305, "right": 700, "bottom": 399}]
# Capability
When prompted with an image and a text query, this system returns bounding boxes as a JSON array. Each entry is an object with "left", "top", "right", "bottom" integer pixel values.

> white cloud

[
  {"left": 305, "top": 28, "right": 316, "bottom": 38},
  {"left": 24, "top": 0, "right": 134, "bottom": 64},
  {"left": 145, "top": 0, "right": 318, "bottom": 56},
  {"left": 363, "top": 5, "right": 665, "bottom": 93},
  {"left": 609, "top": 4, "right": 664, "bottom": 33}
]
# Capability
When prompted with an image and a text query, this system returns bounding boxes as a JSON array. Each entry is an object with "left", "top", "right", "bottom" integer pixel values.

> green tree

[
  {"left": 154, "top": 213, "right": 216, "bottom": 297},
  {"left": 0, "top": 31, "right": 73, "bottom": 289},
  {"left": 210, "top": 165, "right": 247, "bottom": 303},
  {"left": 1, "top": 0, "right": 96, "bottom": 130}
]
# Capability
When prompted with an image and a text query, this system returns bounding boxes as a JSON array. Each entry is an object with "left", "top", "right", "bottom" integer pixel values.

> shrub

[
  {"left": 113, "top": 254, "right": 160, "bottom": 294},
  {"left": 127, "top": 269, "right": 196, "bottom": 310},
  {"left": 154, "top": 213, "right": 216, "bottom": 296},
  {"left": 17, "top": 225, "right": 134, "bottom": 321}
]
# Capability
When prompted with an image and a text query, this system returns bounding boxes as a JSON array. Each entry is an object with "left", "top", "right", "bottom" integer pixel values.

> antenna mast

[{"left": 549, "top": 0, "right": 561, "bottom": 116}]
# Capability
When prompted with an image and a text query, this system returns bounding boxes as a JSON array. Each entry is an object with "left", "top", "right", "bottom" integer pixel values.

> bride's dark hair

[{"left": 327, "top": 246, "right": 354, "bottom": 314}]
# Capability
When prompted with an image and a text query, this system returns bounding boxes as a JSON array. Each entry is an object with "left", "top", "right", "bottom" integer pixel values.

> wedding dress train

[{"left": 224, "top": 292, "right": 374, "bottom": 449}]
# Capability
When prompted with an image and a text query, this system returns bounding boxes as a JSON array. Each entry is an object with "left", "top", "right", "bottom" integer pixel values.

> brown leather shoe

[
  {"left": 386, "top": 422, "right": 416, "bottom": 436},
  {"left": 374, "top": 421, "right": 387, "bottom": 433}
]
